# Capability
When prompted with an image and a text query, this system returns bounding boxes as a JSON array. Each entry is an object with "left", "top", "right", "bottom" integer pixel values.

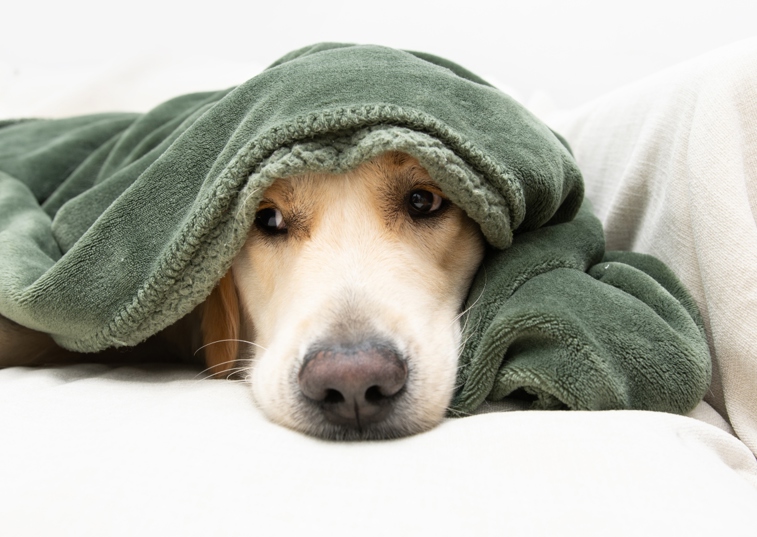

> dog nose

[{"left": 298, "top": 342, "right": 408, "bottom": 428}]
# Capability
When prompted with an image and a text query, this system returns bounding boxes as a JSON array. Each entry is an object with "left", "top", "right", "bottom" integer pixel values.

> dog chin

[
  {"left": 289, "top": 386, "right": 451, "bottom": 441},
  {"left": 293, "top": 413, "right": 440, "bottom": 441}
]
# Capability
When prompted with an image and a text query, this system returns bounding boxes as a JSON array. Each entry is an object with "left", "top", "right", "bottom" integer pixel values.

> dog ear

[{"left": 201, "top": 270, "right": 240, "bottom": 376}]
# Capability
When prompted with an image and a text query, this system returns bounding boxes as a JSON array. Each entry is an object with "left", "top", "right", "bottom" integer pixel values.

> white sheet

[{"left": 1, "top": 364, "right": 756, "bottom": 536}]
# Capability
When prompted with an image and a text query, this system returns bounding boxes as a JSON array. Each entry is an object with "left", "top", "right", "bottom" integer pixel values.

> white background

[{"left": 1, "top": 0, "right": 756, "bottom": 114}]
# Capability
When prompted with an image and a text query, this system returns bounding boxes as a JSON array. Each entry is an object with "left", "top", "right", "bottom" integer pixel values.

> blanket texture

[{"left": 0, "top": 43, "right": 710, "bottom": 414}]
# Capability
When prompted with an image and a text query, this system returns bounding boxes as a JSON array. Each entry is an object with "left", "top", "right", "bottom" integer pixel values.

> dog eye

[
  {"left": 407, "top": 189, "right": 446, "bottom": 216},
  {"left": 255, "top": 207, "right": 287, "bottom": 234}
]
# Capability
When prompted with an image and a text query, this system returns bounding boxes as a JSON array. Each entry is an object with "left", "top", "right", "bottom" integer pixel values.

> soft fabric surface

[
  {"left": 453, "top": 204, "right": 710, "bottom": 414},
  {"left": 551, "top": 37, "right": 757, "bottom": 456},
  {"left": 0, "top": 364, "right": 756, "bottom": 537},
  {"left": 0, "top": 42, "right": 583, "bottom": 349},
  {"left": 0, "top": 43, "right": 709, "bottom": 415}
]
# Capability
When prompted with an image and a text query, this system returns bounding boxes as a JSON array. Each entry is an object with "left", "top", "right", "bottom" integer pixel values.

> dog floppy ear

[{"left": 201, "top": 270, "right": 240, "bottom": 376}]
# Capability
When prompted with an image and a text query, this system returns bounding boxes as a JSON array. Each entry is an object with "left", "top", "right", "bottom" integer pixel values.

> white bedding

[
  {"left": 1, "top": 365, "right": 756, "bottom": 536},
  {"left": 2, "top": 42, "right": 757, "bottom": 536}
]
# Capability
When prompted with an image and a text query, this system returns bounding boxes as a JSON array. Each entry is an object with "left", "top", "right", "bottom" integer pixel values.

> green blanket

[{"left": 0, "top": 43, "right": 710, "bottom": 414}]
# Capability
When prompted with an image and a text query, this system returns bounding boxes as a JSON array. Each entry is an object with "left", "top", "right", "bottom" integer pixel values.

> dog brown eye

[
  {"left": 408, "top": 189, "right": 445, "bottom": 216},
  {"left": 255, "top": 207, "right": 287, "bottom": 234}
]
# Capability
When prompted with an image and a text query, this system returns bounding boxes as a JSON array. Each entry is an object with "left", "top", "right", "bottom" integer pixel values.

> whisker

[
  {"left": 193, "top": 338, "right": 268, "bottom": 357},
  {"left": 192, "top": 370, "right": 248, "bottom": 383},
  {"left": 191, "top": 348, "right": 259, "bottom": 382},
  {"left": 455, "top": 336, "right": 473, "bottom": 357},
  {"left": 459, "top": 288, "right": 488, "bottom": 351},
  {"left": 444, "top": 401, "right": 472, "bottom": 417},
  {"left": 192, "top": 360, "right": 244, "bottom": 381},
  {"left": 449, "top": 273, "right": 488, "bottom": 329},
  {"left": 458, "top": 309, "right": 473, "bottom": 339},
  {"left": 455, "top": 306, "right": 485, "bottom": 357}
]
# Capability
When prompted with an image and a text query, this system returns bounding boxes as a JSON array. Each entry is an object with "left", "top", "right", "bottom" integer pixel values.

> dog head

[{"left": 202, "top": 151, "right": 485, "bottom": 439}]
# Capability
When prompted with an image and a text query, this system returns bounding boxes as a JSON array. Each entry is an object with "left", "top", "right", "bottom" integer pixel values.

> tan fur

[
  {"left": 0, "top": 152, "right": 485, "bottom": 439},
  {"left": 231, "top": 152, "right": 485, "bottom": 438},
  {"left": 0, "top": 315, "right": 79, "bottom": 367},
  {"left": 200, "top": 271, "right": 241, "bottom": 376}
]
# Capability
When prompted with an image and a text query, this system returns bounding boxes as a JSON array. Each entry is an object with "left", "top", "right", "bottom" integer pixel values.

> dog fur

[{"left": 0, "top": 151, "right": 486, "bottom": 440}]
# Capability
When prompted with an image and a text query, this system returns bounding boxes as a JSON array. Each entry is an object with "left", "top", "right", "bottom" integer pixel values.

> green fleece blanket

[{"left": 0, "top": 43, "right": 710, "bottom": 414}]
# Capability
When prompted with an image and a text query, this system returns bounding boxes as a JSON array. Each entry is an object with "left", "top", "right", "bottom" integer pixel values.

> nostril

[
  {"left": 324, "top": 389, "right": 345, "bottom": 404},
  {"left": 298, "top": 340, "right": 408, "bottom": 427},
  {"left": 364, "top": 385, "right": 385, "bottom": 403}
]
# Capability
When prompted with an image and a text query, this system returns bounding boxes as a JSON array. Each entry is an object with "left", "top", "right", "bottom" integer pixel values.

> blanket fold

[
  {"left": 0, "top": 43, "right": 710, "bottom": 414},
  {"left": 452, "top": 204, "right": 711, "bottom": 414}
]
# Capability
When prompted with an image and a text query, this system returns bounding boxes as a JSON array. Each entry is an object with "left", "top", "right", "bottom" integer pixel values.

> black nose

[{"left": 298, "top": 342, "right": 408, "bottom": 428}]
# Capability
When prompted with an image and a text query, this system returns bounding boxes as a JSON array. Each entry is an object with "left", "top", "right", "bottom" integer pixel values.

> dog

[{"left": 0, "top": 151, "right": 486, "bottom": 440}]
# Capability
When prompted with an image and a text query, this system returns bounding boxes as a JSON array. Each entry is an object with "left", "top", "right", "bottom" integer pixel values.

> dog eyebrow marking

[
  {"left": 257, "top": 178, "right": 313, "bottom": 240},
  {"left": 371, "top": 157, "right": 448, "bottom": 229},
  {"left": 387, "top": 151, "right": 411, "bottom": 167}
]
